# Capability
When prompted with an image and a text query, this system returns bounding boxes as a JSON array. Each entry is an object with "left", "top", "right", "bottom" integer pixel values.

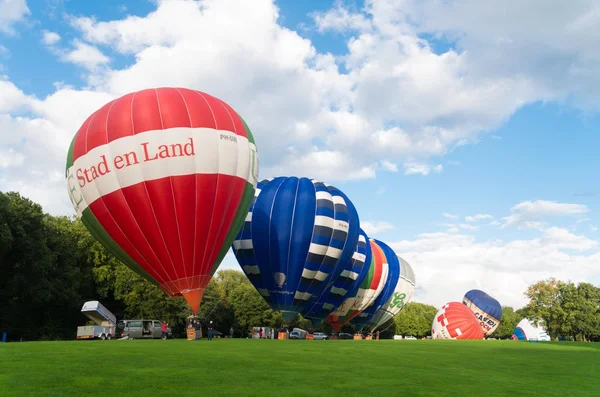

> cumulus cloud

[
  {"left": 0, "top": 0, "right": 29, "bottom": 35},
  {"left": 361, "top": 221, "right": 395, "bottom": 235},
  {"left": 390, "top": 226, "right": 600, "bottom": 308},
  {"left": 502, "top": 200, "right": 589, "bottom": 229},
  {"left": 2, "top": 0, "right": 600, "bottom": 218},
  {"left": 465, "top": 213, "right": 494, "bottom": 223},
  {"left": 403, "top": 162, "right": 443, "bottom": 176},
  {"left": 41, "top": 30, "right": 61, "bottom": 46},
  {"left": 443, "top": 213, "right": 459, "bottom": 220}
]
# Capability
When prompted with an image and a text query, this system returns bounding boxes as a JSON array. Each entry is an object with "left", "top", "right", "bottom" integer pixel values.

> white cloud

[
  {"left": 390, "top": 226, "right": 600, "bottom": 309},
  {"left": 502, "top": 200, "right": 589, "bottom": 229},
  {"left": 465, "top": 213, "right": 493, "bottom": 222},
  {"left": 380, "top": 160, "right": 398, "bottom": 172},
  {"left": 590, "top": 225, "right": 598, "bottom": 232},
  {"left": 0, "top": 0, "right": 29, "bottom": 35},
  {"left": 361, "top": 221, "right": 395, "bottom": 236},
  {"left": 62, "top": 39, "right": 110, "bottom": 72},
  {"left": 443, "top": 212, "right": 459, "bottom": 220},
  {"left": 459, "top": 223, "right": 479, "bottom": 231},
  {"left": 403, "top": 162, "right": 443, "bottom": 176},
  {"left": 41, "top": 30, "right": 61, "bottom": 46},
  {"left": 2, "top": 0, "right": 600, "bottom": 217}
]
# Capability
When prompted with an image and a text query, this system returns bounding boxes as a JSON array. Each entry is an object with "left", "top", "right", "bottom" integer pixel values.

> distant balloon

[
  {"left": 511, "top": 318, "right": 551, "bottom": 341},
  {"left": 350, "top": 239, "right": 400, "bottom": 332},
  {"left": 462, "top": 289, "right": 503, "bottom": 336},
  {"left": 431, "top": 302, "right": 484, "bottom": 340},
  {"left": 65, "top": 87, "right": 259, "bottom": 314},
  {"left": 232, "top": 176, "right": 360, "bottom": 323},
  {"left": 326, "top": 239, "right": 388, "bottom": 332},
  {"left": 362, "top": 256, "right": 416, "bottom": 332}
]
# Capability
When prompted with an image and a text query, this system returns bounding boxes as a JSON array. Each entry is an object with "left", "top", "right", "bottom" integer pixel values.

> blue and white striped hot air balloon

[
  {"left": 463, "top": 289, "right": 503, "bottom": 337},
  {"left": 302, "top": 228, "right": 372, "bottom": 326},
  {"left": 231, "top": 176, "right": 360, "bottom": 323}
]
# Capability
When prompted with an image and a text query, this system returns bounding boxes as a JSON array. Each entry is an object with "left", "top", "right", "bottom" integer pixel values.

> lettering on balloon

[
  {"left": 76, "top": 155, "right": 111, "bottom": 188},
  {"left": 389, "top": 292, "right": 406, "bottom": 310},
  {"left": 75, "top": 137, "right": 196, "bottom": 188},
  {"left": 141, "top": 137, "right": 195, "bottom": 162},
  {"left": 66, "top": 167, "right": 84, "bottom": 210},
  {"left": 473, "top": 310, "right": 498, "bottom": 333}
]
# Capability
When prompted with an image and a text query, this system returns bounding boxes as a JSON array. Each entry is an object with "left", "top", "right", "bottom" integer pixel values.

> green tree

[
  {"left": 493, "top": 306, "right": 520, "bottom": 339},
  {"left": 394, "top": 302, "right": 437, "bottom": 338},
  {"left": 0, "top": 192, "right": 95, "bottom": 340}
]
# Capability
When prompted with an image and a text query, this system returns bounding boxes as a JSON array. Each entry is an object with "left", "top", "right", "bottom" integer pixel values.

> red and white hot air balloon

[
  {"left": 431, "top": 302, "right": 484, "bottom": 340},
  {"left": 65, "top": 87, "right": 259, "bottom": 314}
]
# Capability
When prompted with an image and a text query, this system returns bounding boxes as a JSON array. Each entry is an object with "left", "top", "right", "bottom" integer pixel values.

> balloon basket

[
  {"left": 186, "top": 329, "right": 196, "bottom": 341},
  {"left": 306, "top": 334, "right": 314, "bottom": 340},
  {"left": 330, "top": 335, "right": 339, "bottom": 340},
  {"left": 353, "top": 334, "right": 362, "bottom": 340},
  {"left": 365, "top": 335, "right": 373, "bottom": 340},
  {"left": 278, "top": 332, "right": 289, "bottom": 340}
]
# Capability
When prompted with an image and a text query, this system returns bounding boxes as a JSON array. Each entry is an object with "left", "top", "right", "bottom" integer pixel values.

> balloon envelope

[
  {"left": 302, "top": 228, "right": 372, "bottom": 325},
  {"left": 511, "top": 318, "right": 551, "bottom": 341},
  {"left": 65, "top": 87, "right": 258, "bottom": 314},
  {"left": 362, "top": 255, "right": 416, "bottom": 332},
  {"left": 431, "top": 302, "right": 484, "bottom": 340},
  {"left": 462, "top": 289, "right": 503, "bottom": 336},
  {"left": 350, "top": 239, "right": 400, "bottom": 332},
  {"left": 326, "top": 239, "right": 388, "bottom": 332},
  {"left": 232, "top": 176, "right": 360, "bottom": 322}
]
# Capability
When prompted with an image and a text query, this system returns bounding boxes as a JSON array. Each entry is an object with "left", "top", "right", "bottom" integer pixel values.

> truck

[{"left": 76, "top": 301, "right": 117, "bottom": 340}]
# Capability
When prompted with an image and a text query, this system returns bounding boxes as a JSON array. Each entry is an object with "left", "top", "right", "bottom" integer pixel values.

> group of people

[{"left": 187, "top": 318, "right": 215, "bottom": 340}]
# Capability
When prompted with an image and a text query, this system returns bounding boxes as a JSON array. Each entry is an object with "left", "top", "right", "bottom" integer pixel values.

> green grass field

[{"left": 1, "top": 339, "right": 598, "bottom": 396}]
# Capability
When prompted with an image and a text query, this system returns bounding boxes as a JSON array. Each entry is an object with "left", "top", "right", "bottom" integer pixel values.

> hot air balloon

[
  {"left": 65, "top": 87, "right": 259, "bottom": 314},
  {"left": 231, "top": 176, "right": 360, "bottom": 323},
  {"left": 350, "top": 239, "right": 400, "bottom": 332},
  {"left": 326, "top": 239, "right": 388, "bottom": 332},
  {"left": 361, "top": 256, "right": 416, "bottom": 332},
  {"left": 431, "top": 302, "right": 484, "bottom": 340},
  {"left": 511, "top": 318, "right": 551, "bottom": 341},
  {"left": 302, "top": 228, "right": 372, "bottom": 326},
  {"left": 462, "top": 289, "right": 503, "bottom": 336}
]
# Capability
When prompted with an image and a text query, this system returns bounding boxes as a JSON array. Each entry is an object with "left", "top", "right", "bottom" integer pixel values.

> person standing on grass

[
  {"left": 194, "top": 319, "right": 201, "bottom": 340},
  {"left": 161, "top": 321, "right": 169, "bottom": 340},
  {"left": 208, "top": 321, "right": 214, "bottom": 341},
  {"left": 230, "top": 327, "right": 234, "bottom": 339}
]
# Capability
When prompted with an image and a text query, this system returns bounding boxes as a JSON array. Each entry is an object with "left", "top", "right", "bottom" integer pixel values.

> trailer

[{"left": 76, "top": 301, "right": 116, "bottom": 340}]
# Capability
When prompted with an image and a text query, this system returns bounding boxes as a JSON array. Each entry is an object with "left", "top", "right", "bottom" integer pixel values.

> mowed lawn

[{"left": 0, "top": 339, "right": 598, "bottom": 396}]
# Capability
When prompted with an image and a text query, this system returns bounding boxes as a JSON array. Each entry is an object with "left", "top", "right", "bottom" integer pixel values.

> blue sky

[{"left": 1, "top": 0, "right": 599, "bottom": 308}]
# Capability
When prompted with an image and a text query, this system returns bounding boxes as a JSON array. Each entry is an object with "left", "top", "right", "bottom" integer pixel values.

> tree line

[{"left": 0, "top": 191, "right": 598, "bottom": 341}]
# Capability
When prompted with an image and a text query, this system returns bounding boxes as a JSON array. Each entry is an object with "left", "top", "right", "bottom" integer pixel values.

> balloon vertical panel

[
  {"left": 232, "top": 176, "right": 360, "bottom": 322},
  {"left": 351, "top": 239, "right": 400, "bottom": 332},
  {"left": 302, "top": 228, "right": 371, "bottom": 324},
  {"left": 364, "top": 256, "right": 416, "bottom": 332},
  {"left": 326, "top": 239, "right": 388, "bottom": 332},
  {"left": 65, "top": 87, "right": 258, "bottom": 314}
]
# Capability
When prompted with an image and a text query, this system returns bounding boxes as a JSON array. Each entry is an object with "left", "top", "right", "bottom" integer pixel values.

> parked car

[
  {"left": 313, "top": 332, "right": 329, "bottom": 340},
  {"left": 117, "top": 320, "right": 173, "bottom": 339},
  {"left": 289, "top": 331, "right": 301, "bottom": 339},
  {"left": 338, "top": 333, "right": 353, "bottom": 340},
  {"left": 404, "top": 335, "right": 417, "bottom": 340}
]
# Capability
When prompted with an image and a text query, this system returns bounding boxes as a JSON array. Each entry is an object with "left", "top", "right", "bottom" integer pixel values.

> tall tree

[
  {"left": 394, "top": 302, "right": 438, "bottom": 338},
  {"left": 493, "top": 306, "right": 520, "bottom": 339}
]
